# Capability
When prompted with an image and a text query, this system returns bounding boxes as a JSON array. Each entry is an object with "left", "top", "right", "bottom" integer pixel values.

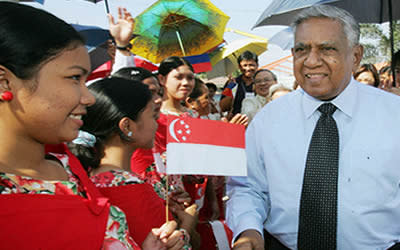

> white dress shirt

[
  {"left": 226, "top": 78, "right": 400, "bottom": 249},
  {"left": 111, "top": 49, "right": 136, "bottom": 75},
  {"left": 241, "top": 95, "right": 268, "bottom": 122}
]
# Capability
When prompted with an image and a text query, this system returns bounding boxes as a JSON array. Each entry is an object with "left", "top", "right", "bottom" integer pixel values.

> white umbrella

[{"left": 268, "top": 27, "right": 294, "bottom": 51}]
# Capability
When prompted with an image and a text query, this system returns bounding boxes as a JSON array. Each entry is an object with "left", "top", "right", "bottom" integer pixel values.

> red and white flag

[{"left": 166, "top": 115, "right": 247, "bottom": 176}]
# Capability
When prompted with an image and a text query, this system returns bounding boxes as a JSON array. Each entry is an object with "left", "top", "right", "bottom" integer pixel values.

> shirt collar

[
  {"left": 302, "top": 77, "right": 358, "bottom": 119},
  {"left": 255, "top": 95, "right": 268, "bottom": 105}
]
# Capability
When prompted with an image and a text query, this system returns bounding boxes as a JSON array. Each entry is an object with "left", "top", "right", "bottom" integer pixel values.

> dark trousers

[{"left": 263, "top": 230, "right": 400, "bottom": 250}]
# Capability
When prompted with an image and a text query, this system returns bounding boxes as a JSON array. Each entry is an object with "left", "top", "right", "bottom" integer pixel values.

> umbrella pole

[
  {"left": 388, "top": 0, "right": 396, "bottom": 85},
  {"left": 104, "top": 0, "right": 110, "bottom": 14},
  {"left": 175, "top": 30, "right": 186, "bottom": 57}
]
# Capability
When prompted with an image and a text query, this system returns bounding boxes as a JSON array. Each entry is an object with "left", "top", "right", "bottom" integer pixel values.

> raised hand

[{"left": 108, "top": 7, "right": 135, "bottom": 47}]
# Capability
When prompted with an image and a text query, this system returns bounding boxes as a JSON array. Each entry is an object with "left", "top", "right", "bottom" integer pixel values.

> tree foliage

[{"left": 360, "top": 21, "right": 400, "bottom": 64}]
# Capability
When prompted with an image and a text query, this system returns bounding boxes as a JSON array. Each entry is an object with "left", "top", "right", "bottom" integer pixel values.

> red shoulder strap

[{"left": 46, "top": 143, "right": 109, "bottom": 215}]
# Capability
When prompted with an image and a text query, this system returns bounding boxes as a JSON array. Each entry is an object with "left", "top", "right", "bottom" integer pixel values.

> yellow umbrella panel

[
  {"left": 131, "top": 0, "right": 230, "bottom": 64},
  {"left": 207, "top": 38, "right": 268, "bottom": 79}
]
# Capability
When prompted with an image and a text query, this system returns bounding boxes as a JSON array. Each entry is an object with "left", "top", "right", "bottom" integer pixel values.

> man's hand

[
  {"left": 107, "top": 7, "right": 135, "bottom": 56},
  {"left": 233, "top": 230, "right": 264, "bottom": 250}
]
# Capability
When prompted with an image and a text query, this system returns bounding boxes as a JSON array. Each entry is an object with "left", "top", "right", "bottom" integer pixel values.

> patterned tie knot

[{"left": 318, "top": 103, "right": 337, "bottom": 116}]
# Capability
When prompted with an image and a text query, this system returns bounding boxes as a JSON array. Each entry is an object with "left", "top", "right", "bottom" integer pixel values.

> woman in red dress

[
  {"left": 69, "top": 77, "right": 195, "bottom": 249},
  {"left": 0, "top": 3, "right": 177, "bottom": 249}
]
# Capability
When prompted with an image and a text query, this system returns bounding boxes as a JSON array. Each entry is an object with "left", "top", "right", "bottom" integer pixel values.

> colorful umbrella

[
  {"left": 206, "top": 38, "right": 268, "bottom": 79},
  {"left": 130, "top": 0, "right": 230, "bottom": 64}
]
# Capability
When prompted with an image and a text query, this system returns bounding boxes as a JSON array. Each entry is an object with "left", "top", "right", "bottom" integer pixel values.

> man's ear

[{"left": 352, "top": 44, "right": 364, "bottom": 72}]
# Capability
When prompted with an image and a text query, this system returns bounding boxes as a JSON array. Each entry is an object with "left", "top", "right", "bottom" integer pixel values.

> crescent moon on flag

[{"left": 169, "top": 118, "right": 180, "bottom": 142}]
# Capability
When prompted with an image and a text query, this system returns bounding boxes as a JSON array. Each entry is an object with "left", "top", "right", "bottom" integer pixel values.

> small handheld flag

[{"left": 166, "top": 115, "right": 247, "bottom": 176}]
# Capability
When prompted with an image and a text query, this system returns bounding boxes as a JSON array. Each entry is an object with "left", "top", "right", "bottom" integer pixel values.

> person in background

[
  {"left": 227, "top": 5, "right": 400, "bottom": 249},
  {"left": 0, "top": 2, "right": 173, "bottom": 249},
  {"left": 353, "top": 63, "right": 379, "bottom": 87},
  {"left": 205, "top": 82, "right": 221, "bottom": 117},
  {"left": 377, "top": 65, "right": 400, "bottom": 96},
  {"left": 113, "top": 66, "right": 163, "bottom": 118},
  {"left": 379, "top": 65, "right": 393, "bottom": 89},
  {"left": 186, "top": 78, "right": 212, "bottom": 119},
  {"left": 185, "top": 77, "right": 248, "bottom": 213},
  {"left": 69, "top": 77, "right": 195, "bottom": 249},
  {"left": 219, "top": 51, "right": 259, "bottom": 116},
  {"left": 267, "top": 83, "right": 293, "bottom": 102},
  {"left": 131, "top": 56, "right": 204, "bottom": 249},
  {"left": 241, "top": 69, "right": 277, "bottom": 122}
]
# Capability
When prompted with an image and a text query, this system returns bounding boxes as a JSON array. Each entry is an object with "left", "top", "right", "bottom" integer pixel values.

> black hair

[
  {"left": 353, "top": 63, "right": 379, "bottom": 87},
  {"left": 379, "top": 65, "right": 392, "bottom": 74},
  {"left": 0, "top": 2, "right": 85, "bottom": 81},
  {"left": 205, "top": 82, "right": 217, "bottom": 92},
  {"left": 112, "top": 67, "right": 154, "bottom": 82},
  {"left": 237, "top": 50, "right": 258, "bottom": 65},
  {"left": 188, "top": 78, "right": 206, "bottom": 100},
  {"left": 113, "top": 66, "right": 163, "bottom": 97},
  {"left": 254, "top": 69, "right": 277, "bottom": 81},
  {"left": 68, "top": 77, "right": 152, "bottom": 171},
  {"left": 158, "top": 56, "right": 194, "bottom": 76}
]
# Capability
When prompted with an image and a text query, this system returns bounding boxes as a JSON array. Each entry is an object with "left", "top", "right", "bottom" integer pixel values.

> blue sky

[{"left": 23, "top": 0, "right": 292, "bottom": 68}]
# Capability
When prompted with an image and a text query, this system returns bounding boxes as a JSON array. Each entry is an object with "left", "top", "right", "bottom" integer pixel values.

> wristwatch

[{"left": 115, "top": 43, "right": 132, "bottom": 51}]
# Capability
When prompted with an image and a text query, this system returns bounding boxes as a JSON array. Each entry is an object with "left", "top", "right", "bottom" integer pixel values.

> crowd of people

[{"left": 1, "top": 2, "right": 400, "bottom": 250}]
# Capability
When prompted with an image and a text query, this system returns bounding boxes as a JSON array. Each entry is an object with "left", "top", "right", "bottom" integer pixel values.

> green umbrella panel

[{"left": 131, "top": 0, "right": 230, "bottom": 64}]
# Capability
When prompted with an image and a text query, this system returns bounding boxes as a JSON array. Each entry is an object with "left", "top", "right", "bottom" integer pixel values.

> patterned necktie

[{"left": 298, "top": 103, "right": 339, "bottom": 250}]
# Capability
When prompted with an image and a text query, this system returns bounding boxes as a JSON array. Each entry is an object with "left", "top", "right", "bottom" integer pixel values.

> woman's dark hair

[
  {"left": 158, "top": 56, "right": 194, "bottom": 76},
  {"left": 112, "top": 67, "right": 154, "bottom": 82},
  {"left": 188, "top": 78, "right": 206, "bottom": 100},
  {"left": 68, "top": 77, "right": 152, "bottom": 171},
  {"left": 353, "top": 63, "right": 379, "bottom": 87},
  {"left": 0, "top": 2, "right": 85, "bottom": 82},
  {"left": 205, "top": 82, "right": 217, "bottom": 92},
  {"left": 379, "top": 65, "right": 392, "bottom": 74}
]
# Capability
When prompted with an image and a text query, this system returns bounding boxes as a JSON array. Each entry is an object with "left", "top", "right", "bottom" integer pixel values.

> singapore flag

[{"left": 166, "top": 115, "right": 247, "bottom": 176}]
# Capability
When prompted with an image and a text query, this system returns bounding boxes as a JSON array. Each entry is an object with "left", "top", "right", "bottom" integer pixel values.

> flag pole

[{"left": 165, "top": 175, "right": 169, "bottom": 222}]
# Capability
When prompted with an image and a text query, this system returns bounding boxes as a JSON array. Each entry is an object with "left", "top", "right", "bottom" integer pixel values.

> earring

[
  {"left": 127, "top": 131, "right": 133, "bottom": 137},
  {"left": 1, "top": 91, "right": 13, "bottom": 101}
]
